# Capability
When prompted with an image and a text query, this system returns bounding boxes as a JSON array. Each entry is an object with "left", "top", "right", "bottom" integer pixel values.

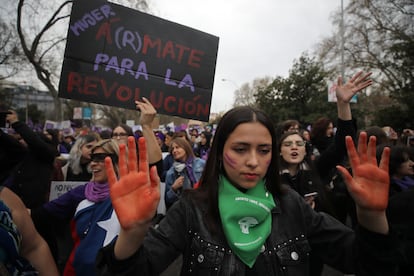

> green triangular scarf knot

[{"left": 218, "top": 175, "right": 275, "bottom": 268}]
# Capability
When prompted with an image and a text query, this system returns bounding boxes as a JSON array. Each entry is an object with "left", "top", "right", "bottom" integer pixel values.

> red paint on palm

[
  {"left": 337, "top": 132, "right": 390, "bottom": 211},
  {"left": 105, "top": 137, "right": 160, "bottom": 229}
]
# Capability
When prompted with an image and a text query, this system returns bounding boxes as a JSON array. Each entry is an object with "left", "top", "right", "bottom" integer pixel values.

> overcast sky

[{"left": 151, "top": 0, "right": 346, "bottom": 113}]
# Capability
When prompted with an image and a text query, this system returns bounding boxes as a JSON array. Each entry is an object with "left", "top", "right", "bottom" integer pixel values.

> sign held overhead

[{"left": 59, "top": 0, "right": 219, "bottom": 121}]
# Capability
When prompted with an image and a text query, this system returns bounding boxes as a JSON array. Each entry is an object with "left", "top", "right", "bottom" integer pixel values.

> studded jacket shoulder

[{"left": 96, "top": 189, "right": 400, "bottom": 276}]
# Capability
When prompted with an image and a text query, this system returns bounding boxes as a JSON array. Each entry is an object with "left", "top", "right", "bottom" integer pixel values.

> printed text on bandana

[{"left": 235, "top": 197, "right": 271, "bottom": 213}]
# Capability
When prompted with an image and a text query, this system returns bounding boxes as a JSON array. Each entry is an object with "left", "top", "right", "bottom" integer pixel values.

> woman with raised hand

[
  {"left": 97, "top": 107, "right": 399, "bottom": 275},
  {"left": 278, "top": 71, "right": 373, "bottom": 212}
]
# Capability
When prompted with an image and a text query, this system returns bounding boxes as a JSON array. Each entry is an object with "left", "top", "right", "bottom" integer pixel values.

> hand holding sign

[
  {"left": 59, "top": 1, "right": 219, "bottom": 121},
  {"left": 105, "top": 136, "right": 160, "bottom": 229},
  {"left": 136, "top": 97, "right": 156, "bottom": 127}
]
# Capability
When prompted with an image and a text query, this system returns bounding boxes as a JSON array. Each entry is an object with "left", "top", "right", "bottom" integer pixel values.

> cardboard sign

[
  {"left": 58, "top": 0, "right": 219, "bottom": 121},
  {"left": 49, "top": 181, "right": 85, "bottom": 201}
]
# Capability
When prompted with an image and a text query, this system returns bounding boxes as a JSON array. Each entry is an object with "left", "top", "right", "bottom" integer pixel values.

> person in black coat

[
  {"left": 0, "top": 110, "right": 57, "bottom": 209},
  {"left": 378, "top": 144, "right": 414, "bottom": 275},
  {"left": 97, "top": 104, "right": 400, "bottom": 276}
]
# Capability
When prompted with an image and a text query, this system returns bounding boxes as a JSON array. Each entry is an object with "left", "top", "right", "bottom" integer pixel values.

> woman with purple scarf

[
  {"left": 31, "top": 139, "right": 121, "bottom": 276},
  {"left": 164, "top": 137, "right": 205, "bottom": 209},
  {"left": 378, "top": 144, "right": 414, "bottom": 195},
  {"left": 377, "top": 144, "right": 414, "bottom": 275}
]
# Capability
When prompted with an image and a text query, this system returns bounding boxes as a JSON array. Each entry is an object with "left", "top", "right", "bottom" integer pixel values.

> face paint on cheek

[{"left": 223, "top": 153, "right": 237, "bottom": 169}]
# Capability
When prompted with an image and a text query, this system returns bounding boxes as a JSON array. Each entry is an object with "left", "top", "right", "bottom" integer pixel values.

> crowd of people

[{"left": 0, "top": 73, "right": 413, "bottom": 275}]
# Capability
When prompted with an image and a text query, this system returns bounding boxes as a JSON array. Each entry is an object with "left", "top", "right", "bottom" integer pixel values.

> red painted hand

[
  {"left": 105, "top": 137, "right": 160, "bottom": 229},
  {"left": 337, "top": 132, "right": 390, "bottom": 211}
]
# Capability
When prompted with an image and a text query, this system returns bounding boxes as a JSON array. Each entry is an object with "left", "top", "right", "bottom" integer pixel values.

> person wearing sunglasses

[{"left": 31, "top": 139, "right": 122, "bottom": 275}]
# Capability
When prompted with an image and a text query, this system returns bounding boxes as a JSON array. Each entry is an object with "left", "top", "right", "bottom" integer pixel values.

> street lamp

[
  {"left": 22, "top": 82, "right": 29, "bottom": 124},
  {"left": 221, "top": 78, "right": 241, "bottom": 110},
  {"left": 221, "top": 78, "right": 239, "bottom": 91}
]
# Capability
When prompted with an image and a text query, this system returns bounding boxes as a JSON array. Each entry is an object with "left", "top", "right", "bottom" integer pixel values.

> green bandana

[{"left": 218, "top": 175, "right": 275, "bottom": 268}]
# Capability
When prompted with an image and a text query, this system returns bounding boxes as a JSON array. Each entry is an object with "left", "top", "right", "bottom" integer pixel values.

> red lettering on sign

[
  {"left": 67, "top": 72, "right": 83, "bottom": 93},
  {"left": 116, "top": 85, "right": 132, "bottom": 101},
  {"left": 163, "top": 96, "right": 176, "bottom": 113},
  {"left": 84, "top": 76, "right": 100, "bottom": 95},
  {"left": 64, "top": 72, "right": 210, "bottom": 119},
  {"left": 162, "top": 41, "right": 175, "bottom": 60},
  {"left": 141, "top": 34, "right": 203, "bottom": 68},
  {"left": 142, "top": 35, "right": 161, "bottom": 58},
  {"left": 188, "top": 49, "right": 204, "bottom": 68},
  {"left": 101, "top": 79, "right": 118, "bottom": 98},
  {"left": 175, "top": 44, "right": 190, "bottom": 64},
  {"left": 96, "top": 18, "right": 120, "bottom": 44}
]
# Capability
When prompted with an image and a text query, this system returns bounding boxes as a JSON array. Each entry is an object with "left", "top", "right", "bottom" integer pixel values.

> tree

[
  {"left": 16, "top": 0, "right": 72, "bottom": 121},
  {"left": 0, "top": 19, "right": 23, "bottom": 80},
  {"left": 7, "top": 0, "right": 151, "bottom": 123},
  {"left": 233, "top": 76, "right": 272, "bottom": 107},
  {"left": 0, "top": 80, "right": 15, "bottom": 109},
  {"left": 256, "top": 53, "right": 337, "bottom": 125},
  {"left": 318, "top": 0, "right": 414, "bottom": 130}
]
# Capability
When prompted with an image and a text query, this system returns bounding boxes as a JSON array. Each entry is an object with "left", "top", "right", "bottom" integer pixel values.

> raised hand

[
  {"left": 136, "top": 97, "right": 156, "bottom": 127},
  {"left": 105, "top": 136, "right": 160, "bottom": 229},
  {"left": 336, "top": 71, "right": 373, "bottom": 103},
  {"left": 337, "top": 132, "right": 390, "bottom": 211}
]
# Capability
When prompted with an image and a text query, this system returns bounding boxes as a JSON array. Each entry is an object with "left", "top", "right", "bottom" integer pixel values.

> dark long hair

[
  {"left": 310, "top": 117, "right": 333, "bottom": 139},
  {"left": 191, "top": 106, "right": 283, "bottom": 234},
  {"left": 111, "top": 124, "right": 134, "bottom": 137},
  {"left": 377, "top": 145, "right": 414, "bottom": 177}
]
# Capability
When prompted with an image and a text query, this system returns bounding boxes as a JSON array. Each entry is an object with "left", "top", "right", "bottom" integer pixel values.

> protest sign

[
  {"left": 59, "top": 0, "right": 219, "bottom": 121},
  {"left": 49, "top": 181, "right": 85, "bottom": 201}
]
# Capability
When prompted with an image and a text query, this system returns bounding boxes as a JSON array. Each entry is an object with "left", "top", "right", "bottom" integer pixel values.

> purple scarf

[
  {"left": 393, "top": 176, "right": 414, "bottom": 191},
  {"left": 185, "top": 158, "right": 197, "bottom": 185},
  {"left": 84, "top": 181, "right": 110, "bottom": 202}
]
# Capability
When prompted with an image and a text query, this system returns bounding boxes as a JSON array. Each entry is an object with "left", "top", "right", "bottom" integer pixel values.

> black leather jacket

[{"left": 96, "top": 189, "right": 399, "bottom": 276}]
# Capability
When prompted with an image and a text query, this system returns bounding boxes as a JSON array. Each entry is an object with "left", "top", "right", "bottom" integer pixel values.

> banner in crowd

[
  {"left": 44, "top": 120, "right": 72, "bottom": 130},
  {"left": 58, "top": 0, "right": 219, "bottom": 121},
  {"left": 49, "top": 181, "right": 85, "bottom": 201}
]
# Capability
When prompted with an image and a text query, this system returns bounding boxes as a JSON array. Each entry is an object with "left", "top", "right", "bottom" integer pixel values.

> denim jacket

[
  {"left": 164, "top": 158, "right": 205, "bottom": 208},
  {"left": 96, "top": 189, "right": 400, "bottom": 276}
]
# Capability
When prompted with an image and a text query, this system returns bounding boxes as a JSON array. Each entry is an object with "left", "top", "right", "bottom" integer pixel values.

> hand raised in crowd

[
  {"left": 337, "top": 132, "right": 390, "bottom": 234},
  {"left": 105, "top": 137, "right": 160, "bottom": 229},
  {"left": 337, "top": 132, "right": 390, "bottom": 211},
  {"left": 136, "top": 97, "right": 156, "bottom": 127},
  {"left": 336, "top": 71, "right": 373, "bottom": 103}
]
